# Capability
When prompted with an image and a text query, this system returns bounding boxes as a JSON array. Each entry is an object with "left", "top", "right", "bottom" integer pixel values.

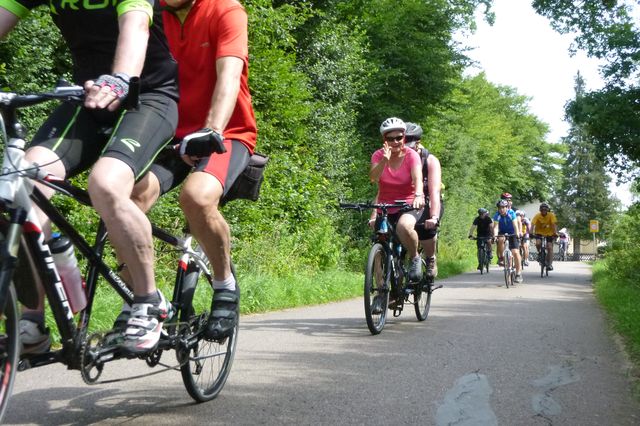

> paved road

[{"left": 5, "top": 261, "right": 640, "bottom": 425}]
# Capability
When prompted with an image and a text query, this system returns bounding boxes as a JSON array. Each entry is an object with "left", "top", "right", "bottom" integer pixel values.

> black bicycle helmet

[
  {"left": 478, "top": 208, "right": 488, "bottom": 215},
  {"left": 540, "top": 202, "right": 550, "bottom": 210}
]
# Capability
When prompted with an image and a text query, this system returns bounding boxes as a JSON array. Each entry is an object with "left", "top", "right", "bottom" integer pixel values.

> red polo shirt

[{"left": 162, "top": 0, "right": 257, "bottom": 152}]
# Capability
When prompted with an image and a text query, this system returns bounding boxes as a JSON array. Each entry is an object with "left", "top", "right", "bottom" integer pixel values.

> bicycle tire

[
  {"left": 477, "top": 246, "right": 484, "bottom": 275},
  {"left": 540, "top": 247, "right": 545, "bottom": 278},
  {"left": 414, "top": 258, "right": 431, "bottom": 321},
  {"left": 0, "top": 284, "right": 18, "bottom": 422},
  {"left": 179, "top": 259, "right": 237, "bottom": 402},
  {"left": 364, "top": 243, "right": 389, "bottom": 334},
  {"left": 503, "top": 251, "right": 511, "bottom": 288}
]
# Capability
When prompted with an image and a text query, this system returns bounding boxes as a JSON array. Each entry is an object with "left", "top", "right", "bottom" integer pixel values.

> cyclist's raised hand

[
  {"left": 179, "top": 128, "right": 227, "bottom": 165},
  {"left": 84, "top": 74, "right": 130, "bottom": 111},
  {"left": 382, "top": 141, "right": 392, "bottom": 161}
]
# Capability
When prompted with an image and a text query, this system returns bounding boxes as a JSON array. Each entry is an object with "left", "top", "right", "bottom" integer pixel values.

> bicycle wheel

[
  {"left": 364, "top": 243, "right": 389, "bottom": 335},
  {"left": 540, "top": 248, "right": 545, "bottom": 278},
  {"left": 503, "top": 252, "right": 511, "bottom": 288},
  {"left": 179, "top": 259, "right": 237, "bottom": 402},
  {"left": 484, "top": 246, "right": 491, "bottom": 274},
  {"left": 414, "top": 258, "right": 431, "bottom": 321},
  {"left": 0, "top": 284, "right": 19, "bottom": 422},
  {"left": 477, "top": 246, "right": 484, "bottom": 275}
]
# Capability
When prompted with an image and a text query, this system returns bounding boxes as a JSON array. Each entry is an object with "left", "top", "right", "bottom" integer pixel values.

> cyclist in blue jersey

[
  {"left": 0, "top": 0, "right": 178, "bottom": 355},
  {"left": 493, "top": 199, "right": 523, "bottom": 283}
]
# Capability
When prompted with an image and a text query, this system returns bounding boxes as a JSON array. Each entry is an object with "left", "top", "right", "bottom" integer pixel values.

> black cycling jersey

[
  {"left": 473, "top": 215, "right": 493, "bottom": 237},
  {"left": 0, "top": 0, "right": 178, "bottom": 100}
]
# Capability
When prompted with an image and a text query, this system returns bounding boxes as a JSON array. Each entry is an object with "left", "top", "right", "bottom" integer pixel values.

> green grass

[{"left": 592, "top": 260, "right": 640, "bottom": 398}]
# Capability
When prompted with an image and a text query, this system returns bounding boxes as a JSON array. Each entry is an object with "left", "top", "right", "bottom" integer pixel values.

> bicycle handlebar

[
  {"left": 0, "top": 77, "right": 140, "bottom": 113},
  {"left": 339, "top": 201, "right": 413, "bottom": 213}
]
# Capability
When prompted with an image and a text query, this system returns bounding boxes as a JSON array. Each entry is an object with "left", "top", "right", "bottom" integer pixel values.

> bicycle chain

[{"left": 79, "top": 320, "right": 194, "bottom": 386}]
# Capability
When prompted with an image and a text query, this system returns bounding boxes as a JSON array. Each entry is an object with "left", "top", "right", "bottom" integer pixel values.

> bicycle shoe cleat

[
  {"left": 19, "top": 319, "right": 51, "bottom": 355},
  {"left": 408, "top": 256, "right": 422, "bottom": 282},
  {"left": 103, "top": 305, "right": 131, "bottom": 347},
  {"left": 205, "top": 284, "right": 240, "bottom": 340},
  {"left": 122, "top": 291, "right": 168, "bottom": 356}
]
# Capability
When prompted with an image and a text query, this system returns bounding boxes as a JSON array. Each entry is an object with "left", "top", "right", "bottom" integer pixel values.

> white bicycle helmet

[{"left": 379, "top": 117, "right": 406, "bottom": 135}]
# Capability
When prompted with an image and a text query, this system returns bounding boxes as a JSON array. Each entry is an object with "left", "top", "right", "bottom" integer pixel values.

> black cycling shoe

[{"left": 204, "top": 285, "right": 240, "bottom": 340}]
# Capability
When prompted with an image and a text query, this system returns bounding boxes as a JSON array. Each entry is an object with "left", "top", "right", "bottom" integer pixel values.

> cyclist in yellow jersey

[{"left": 530, "top": 202, "right": 558, "bottom": 270}]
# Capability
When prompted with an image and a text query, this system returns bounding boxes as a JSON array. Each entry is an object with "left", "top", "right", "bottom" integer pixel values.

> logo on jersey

[{"left": 120, "top": 138, "right": 141, "bottom": 152}]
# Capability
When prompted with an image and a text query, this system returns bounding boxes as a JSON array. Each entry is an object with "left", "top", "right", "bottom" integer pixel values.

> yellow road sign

[{"left": 589, "top": 220, "right": 599, "bottom": 233}]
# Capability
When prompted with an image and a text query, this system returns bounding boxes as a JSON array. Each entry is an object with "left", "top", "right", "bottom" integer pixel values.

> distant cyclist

[
  {"left": 558, "top": 228, "right": 570, "bottom": 260},
  {"left": 516, "top": 210, "right": 531, "bottom": 266},
  {"left": 468, "top": 208, "right": 494, "bottom": 271},
  {"left": 404, "top": 122, "right": 443, "bottom": 278},
  {"left": 493, "top": 200, "right": 523, "bottom": 283},
  {"left": 531, "top": 202, "right": 558, "bottom": 270}
]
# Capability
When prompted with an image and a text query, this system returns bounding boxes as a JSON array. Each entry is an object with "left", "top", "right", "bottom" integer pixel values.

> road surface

[{"left": 5, "top": 261, "right": 639, "bottom": 425}]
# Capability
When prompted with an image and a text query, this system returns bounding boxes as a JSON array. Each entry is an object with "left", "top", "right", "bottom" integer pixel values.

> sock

[
  {"left": 133, "top": 290, "right": 161, "bottom": 305},
  {"left": 21, "top": 311, "right": 45, "bottom": 326},
  {"left": 213, "top": 274, "right": 236, "bottom": 291}
]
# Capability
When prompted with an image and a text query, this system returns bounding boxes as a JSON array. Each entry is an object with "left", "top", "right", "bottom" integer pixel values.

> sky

[{"left": 457, "top": 0, "right": 634, "bottom": 207}]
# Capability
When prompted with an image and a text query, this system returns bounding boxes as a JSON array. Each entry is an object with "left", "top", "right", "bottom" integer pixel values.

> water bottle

[
  {"left": 377, "top": 218, "right": 389, "bottom": 234},
  {"left": 50, "top": 232, "right": 87, "bottom": 314}
]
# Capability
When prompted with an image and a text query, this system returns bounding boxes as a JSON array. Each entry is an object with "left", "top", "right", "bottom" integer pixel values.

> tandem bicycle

[
  {"left": 340, "top": 201, "right": 441, "bottom": 335},
  {"left": 0, "top": 83, "right": 237, "bottom": 421}
]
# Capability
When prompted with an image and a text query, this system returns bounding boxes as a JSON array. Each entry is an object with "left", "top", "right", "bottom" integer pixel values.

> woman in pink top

[{"left": 368, "top": 117, "right": 425, "bottom": 282}]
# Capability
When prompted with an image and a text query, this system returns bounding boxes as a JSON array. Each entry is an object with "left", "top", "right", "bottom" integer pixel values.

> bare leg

[
  {"left": 88, "top": 158, "right": 155, "bottom": 296},
  {"left": 179, "top": 172, "right": 231, "bottom": 281},
  {"left": 547, "top": 240, "right": 554, "bottom": 267},
  {"left": 513, "top": 249, "right": 522, "bottom": 274},
  {"left": 395, "top": 214, "right": 419, "bottom": 258}
]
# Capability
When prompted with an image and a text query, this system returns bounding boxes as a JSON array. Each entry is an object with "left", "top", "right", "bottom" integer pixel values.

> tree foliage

[
  {"left": 0, "top": 0, "right": 571, "bottom": 277},
  {"left": 555, "top": 74, "right": 617, "bottom": 241},
  {"left": 533, "top": 0, "right": 640, "bottom": 178}
]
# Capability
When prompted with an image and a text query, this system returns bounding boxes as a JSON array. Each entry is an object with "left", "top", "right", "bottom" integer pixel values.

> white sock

[{"left": 213, "top": 274, "right": 236, "bottom": 291}]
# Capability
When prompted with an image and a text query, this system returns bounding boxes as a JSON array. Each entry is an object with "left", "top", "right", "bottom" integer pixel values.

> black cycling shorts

[
  {"left": 381, "top": 201, "right": 444, "bottom": 241},
  {"left": 30, "top": 92, "right": 178, "bottom": 180},
  {"left": 150, "top": 139, "right": 250, "bottom": 196},
  {"left": 415, "top": 201, "right": 445, "bottom": 240},
  {"left": 499, "top": 234, "right": 520, "bottom": 250}
]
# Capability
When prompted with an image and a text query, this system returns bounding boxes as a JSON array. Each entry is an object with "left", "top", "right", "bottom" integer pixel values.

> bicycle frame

[
  {"left": 497, "top": 234, "right": 516, "bottom": 287},
  {"left": 0, "top": 90, "right": 211, "bottom": 370},
  {"left": 475, "top": 237, "right": 492, "bottom": 273}
]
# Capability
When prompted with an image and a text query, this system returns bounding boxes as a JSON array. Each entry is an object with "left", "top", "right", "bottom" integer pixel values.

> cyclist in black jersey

[{"left": 0, "top": 0, "right": 179, "bottom": 356}]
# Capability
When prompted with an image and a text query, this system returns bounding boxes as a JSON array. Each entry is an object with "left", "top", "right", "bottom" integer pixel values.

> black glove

[
  {"left": 179, "top": 128, "right": 227, "bottom": 157},
  {"left": 93, "top": 73, "right": 130, "bottom": 101}
]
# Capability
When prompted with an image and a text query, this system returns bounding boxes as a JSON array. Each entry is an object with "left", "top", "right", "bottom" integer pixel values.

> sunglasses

[{"left": 384, "top": 135, "right": 404, "bottom": 142}]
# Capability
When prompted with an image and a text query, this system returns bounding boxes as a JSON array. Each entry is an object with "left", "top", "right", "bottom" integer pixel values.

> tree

[
  {"left": 555, "top": 73, "right": 617, "bottom": 250},
  {"left": 532, "top": 0, "right": 640, "bottom": 178}
]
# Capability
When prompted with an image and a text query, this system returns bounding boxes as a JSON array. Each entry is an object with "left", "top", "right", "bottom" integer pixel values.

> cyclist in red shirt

[{"left": 130, "top": 0, "right": 257, "bottom": 339}]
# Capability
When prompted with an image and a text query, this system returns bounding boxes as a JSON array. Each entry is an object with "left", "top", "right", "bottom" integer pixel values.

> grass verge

[{"left": 592, "top": 260, "right": 640, "bottom": 399}]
